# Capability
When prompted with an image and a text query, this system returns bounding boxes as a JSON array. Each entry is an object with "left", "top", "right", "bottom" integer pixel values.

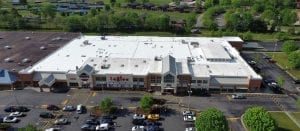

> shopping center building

[{"left": 16, "top": 35, "right": 261, "bottom": 94}]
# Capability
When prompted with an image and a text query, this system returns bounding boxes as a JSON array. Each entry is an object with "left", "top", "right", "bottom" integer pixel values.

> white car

[
  {"left": 182, "top": 110, "right": 195, "bottom": 116},
  {"left": 133, "top": 114, "right": 146, "bottom": 120},
  {"left": 45, "top": 127, "right": 61, "bottom": 131},
  {"left": 185, "top": 127, "right": 196, "bottom": 131},
  {"left": 96, "top": 123, "right": 109, "bottom": 131},
  {"left": 132, "top": 125, "right": 145, "bottom": 131},
  {"left": 3, "top": 116, "right": 18, "bottom": 123},
  {"left": 9, "top": 112, "right": 24, "bottom": 117},
  {"left": 231, "top": 94, "right": 246, "bottom": 99},
  {"left": 183, "top": 115, "right": 196, "bottom": 122},
  {"left": 54, "top": 118, "right": 68, "bottom": 125}
]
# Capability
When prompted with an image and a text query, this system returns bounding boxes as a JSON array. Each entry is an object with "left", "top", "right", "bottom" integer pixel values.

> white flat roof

[{"left": 25, "top": 36, "right": 260, "bottom": 79}]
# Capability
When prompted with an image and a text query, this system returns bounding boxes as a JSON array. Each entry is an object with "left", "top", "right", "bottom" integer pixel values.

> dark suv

[{"left": 40, "top": 112, "right": 54, "bottom": 118}]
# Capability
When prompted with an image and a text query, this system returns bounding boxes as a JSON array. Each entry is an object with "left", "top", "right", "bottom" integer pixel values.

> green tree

[
  {"left": 275, "top": 32, "right": 289, "bottom": 41},
  {"left": 100, "top": 97, "right": 113, "bottom": 113},
  {"left": 283, "top": 0, "right": 294, "bottom": 8},
  {"left": 141, "top": 0, "right": 149, "bottom": 5},
  {"left": 186, "top": 13, "right": 197, "bottom": 31},
  {"left": 126, "top": 0, "right": 136, "bottom": 3},
  {"left": 204, "top": 0, "right": 213, "bottom": 8},
  {"left": 110, "top": 0, "right": 116, "bottom": 6},
  {"left": 157, "top": 14, "right": 170, "bottom": 31},
  {"left": 41, "top": 4, "right": 56, "bottom": 19},
  {"left": 64, "top": 15, "right": 84, "bottom": 32},
  {"left": 20, "top": 0, "right": 27, "bottom": 5},
  {"left": 231, "top": 0, "right": 241, "bottom": 7},
  {"left": 243, "top": 107, "right": 278, "bottom": 131},
  {"left": 140, "top": 94, "right": 154, "bottom": 112},
  {"left": 288, "top": 50, "right": 300, "bottom": 69},
  {"left": 282, "top": 40, "right": 299, "bottom": 54},
  {"left": 277, "top": 76, "right": 285, "bottom": 88},
  {"left": 243, "top": 31, "right": 253, "bottom": 41},
  {"left": 105, "top": 4, "right": 111, "bottom": 12},
  {"left": 219, "top": 0, "right": 231, "bottom": 5},
  {"left": 195, "top": 108, "right": 228, "bottom": 131},
  {"left": 18, "top": 124, "right": 39, "bottom": 131},
  {"left": 280, "top": 9, "right": 297, "bottom": 26}
]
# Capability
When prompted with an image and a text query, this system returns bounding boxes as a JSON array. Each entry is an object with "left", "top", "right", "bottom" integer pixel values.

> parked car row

[
  {"left": 81, "top": 115, "right": 116, "bottom": 131},
  {"left": 263, "top": 78, "right": 283, "bottom": 94},
  {"left": 132, "top": 113, "right": 162, "bottom": 131},
  {"left": 1, "top": 106, "right": 30, "bottom": 124},
  {"left": 182, "top": 110, "right": 197, "bottom": 131}
]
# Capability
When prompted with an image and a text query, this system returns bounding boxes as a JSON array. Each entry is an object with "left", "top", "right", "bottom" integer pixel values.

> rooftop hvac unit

[
  {"left": 22, "top": 58, "right": 31, "bottom": 63},
  {"left": 4, "top": 45, "right": 12, "bottom": 49},
  {"left": 187, "top": 57, "right": 195, "bottom": 62},
  {"left": 83, "top": 40, "right": 90, "bottom": 45},
  {"left": 181, "top": 40, "right": 188, "bottom": 44},
  {"left": 154, "top": 56, "right": 162, "bottom": 61},
  {"left": 190, "top": 42, "right": 199, "bottom": 47},
  {"left": 101, "top": 64, "right": 110, "bottom": 69},
  {"left": 4, "top": 57, "right": 14, "bottom": 63},
  {"left": 40, "top": 46, "right": 47, "bottom": 50}
]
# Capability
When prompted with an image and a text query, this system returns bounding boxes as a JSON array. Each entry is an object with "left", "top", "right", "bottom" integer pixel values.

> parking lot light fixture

[{"left": 187, "top": 90, "right": 192, "bottom": 111}]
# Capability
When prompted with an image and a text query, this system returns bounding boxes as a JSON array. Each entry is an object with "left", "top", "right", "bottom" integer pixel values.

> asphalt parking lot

[
  {"left": 241, "top": 52, "right": 299, "bottom": 93},
  {"left": 0, "top": 89, "right": 298, "bottom": 131}
]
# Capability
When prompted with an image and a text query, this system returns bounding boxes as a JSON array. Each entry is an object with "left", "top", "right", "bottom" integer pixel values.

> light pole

[{"left": 187, "top": 89, "right": 192, "bottom": 111}]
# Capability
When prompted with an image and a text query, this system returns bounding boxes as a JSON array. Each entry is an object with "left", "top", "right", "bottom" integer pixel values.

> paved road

[
  {"left": 258, "top": 41, "right": 300, "bottom": 51},
  {"left": 241, "top": 52, "right": 299, "bottom": 93}
]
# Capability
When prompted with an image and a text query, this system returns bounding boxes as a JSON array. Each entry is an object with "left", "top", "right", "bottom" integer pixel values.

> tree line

[
  {"left": 202, "top": 0, "right": 297, "bottom": 33},
  {"left": 0, "top": 3, "right": 197, "bottom": 33}
]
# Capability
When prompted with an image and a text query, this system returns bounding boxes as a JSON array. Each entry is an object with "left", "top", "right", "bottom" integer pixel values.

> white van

[{"left": 76, "top": 104, "right": 83, "bottom": 114}]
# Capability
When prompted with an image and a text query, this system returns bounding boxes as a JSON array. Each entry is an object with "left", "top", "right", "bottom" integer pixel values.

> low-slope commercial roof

[{"left": 23, "top": 36, "right": 261, "bottom": 80}]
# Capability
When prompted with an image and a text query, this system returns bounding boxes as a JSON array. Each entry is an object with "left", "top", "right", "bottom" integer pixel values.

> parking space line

[
  {"left": 61, "top": 99, "right": 68, "bottom": 105},
  {"left": 92, "top": 92, "right": 97, "bottom": 97},
  {"left": 83, "top": 92, "right": 93, "bottom": 105}
]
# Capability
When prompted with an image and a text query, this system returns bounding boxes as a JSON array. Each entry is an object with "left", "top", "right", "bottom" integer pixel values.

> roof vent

[
  {"left": 101, "top": 36, "right": 106, "bottom": 40},
  {"left": 22, "top": 58, "right": 31, "bottom": 63},
  {"left": 40, "top": 46, "right": 47, "bottom": 50},
  {"left": 121, "top": 64, "right": 125, "bottom": 67},
  {"left": 181, "top": 40, "right": 188, "bottom": 44},
  {"left": 25, "top": 37, "right": 31, "bottom": 40},
  {"left": 4, "top": 57, "right": 14, "bottom": 63},
  {"left": 90, "top": 59, "right": 94, "bottom": 62},
  {"left": 135, "top": 65, "right": 138, "bottom": 67},
  {"left": 81, "top": 55, "right": 86, "bottom": 57},
  {"left": 143, "top": 60, "right": 147, "bottom": 63},
  {"left": 66, "top": 55, "right": 70, "bottom": 57},
  {"left": 4, "top": 45, "right": 12, "bottom": 49}
]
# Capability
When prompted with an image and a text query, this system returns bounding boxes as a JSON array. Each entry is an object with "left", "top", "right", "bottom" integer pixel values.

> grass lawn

[
  {"left": 291, "top": 112, "right": 300, "bottom": 124},
  {"left": 270, "top": 112, "right": 300, "bottom": 131},
  {"left": 266, "top": 52, "right": 300, "bottom": 80}
]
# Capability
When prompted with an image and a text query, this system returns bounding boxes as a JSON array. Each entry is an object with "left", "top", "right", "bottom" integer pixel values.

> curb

[{"left": 240, "top": 114, "right": 248, "bottom": 131}]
